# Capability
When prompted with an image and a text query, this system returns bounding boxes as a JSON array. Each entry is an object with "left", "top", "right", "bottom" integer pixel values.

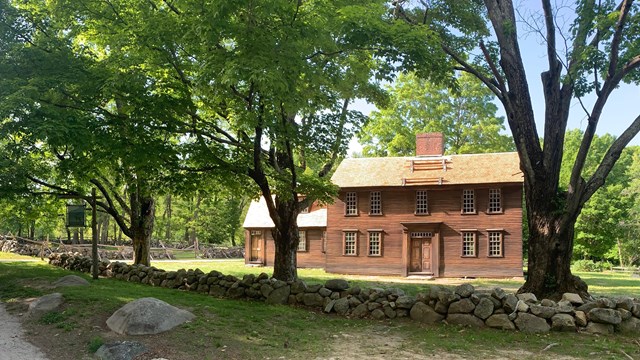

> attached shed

[{"left": 243, "top": 197, "right": 327, "bottom": 268}]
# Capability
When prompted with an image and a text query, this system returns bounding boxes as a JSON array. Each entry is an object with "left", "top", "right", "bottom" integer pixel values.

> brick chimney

[{"left": 415, "top": 132, "right": 444, "bottom": 156}]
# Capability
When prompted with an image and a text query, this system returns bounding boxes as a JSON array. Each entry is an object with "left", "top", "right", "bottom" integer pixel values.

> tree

[
  {"left": 395, "top": 0, "right": 640, "bottom": 298},
  {"left": 0, "top": 1, "right": 189, "bottom": 265},
  {"left": 559, "top": 130, "right": 634, "bottom": 261},
  {"left": 359, "top": 72, "right": 514, "bottom": 156},
  {"left": 10, "top": 0, "right": 482, "bottom": 281}
]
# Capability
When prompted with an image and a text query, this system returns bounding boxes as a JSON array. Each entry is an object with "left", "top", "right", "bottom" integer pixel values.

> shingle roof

[
  {"left": 331, "top": 152, "right": 523, "bottom": 188},
  {"left": 242, "top": 196, "right": 327, "bottom": 229}
]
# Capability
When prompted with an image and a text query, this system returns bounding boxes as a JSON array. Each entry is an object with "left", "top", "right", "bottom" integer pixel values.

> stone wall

[
  {"left": 46, "top": 253, "right": 640, "bottom": 335},
  {"left": 0, "top": 239, "right": 243, "bottom": 260}
]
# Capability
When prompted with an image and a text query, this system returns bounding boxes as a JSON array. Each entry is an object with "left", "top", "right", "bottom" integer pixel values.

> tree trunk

[
  {"left": 130, "top": 192, "right": 155, "bottom": 266},
  {"left": 519, "top": 190, "right": 589, "bottom": 300},
  {"left": 165, "top": 194, "right": 172, "bottom": 241},
  {"left": 271, "top": 196, "right": 299, "bottom": 282}
]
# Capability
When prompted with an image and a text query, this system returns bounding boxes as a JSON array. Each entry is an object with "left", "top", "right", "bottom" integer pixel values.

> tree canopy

[
  {"left": 358, "top": 72, "right": 514, "bottom": 156},
  {"left": 394, "top": 0, "right": 640, "bottom": 298}
]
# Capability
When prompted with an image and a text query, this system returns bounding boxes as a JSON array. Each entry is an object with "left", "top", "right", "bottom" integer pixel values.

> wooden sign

[{"left": 66, "top": 204, "right": 86, "bottom": 227}]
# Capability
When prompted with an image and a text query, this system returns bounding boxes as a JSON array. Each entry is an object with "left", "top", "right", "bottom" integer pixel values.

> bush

[{"left": 571, "top": 259, "right": 612, "bottom": 272}]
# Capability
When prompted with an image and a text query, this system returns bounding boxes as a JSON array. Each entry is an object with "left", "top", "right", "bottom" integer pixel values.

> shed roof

[
  {"left": 331, "top": 152, "right": 523, "bottom": 188},
  {"left": 243, "top": 196, "right": 327, "bottom": 229}
]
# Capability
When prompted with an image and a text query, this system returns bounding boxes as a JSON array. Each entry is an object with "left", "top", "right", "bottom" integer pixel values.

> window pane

[
  {"left": 370, "top": 191, "right": 382, "bottom": 215},
  {"left": 344, "top": 232, "right": 357, "bottom": 255},
  {"left": 488, "top": 189, "right": 502, "bottom": 213},
  {"left": 488, "top": 231, "right": 503, "bottom": 256},
  {"left": 462, "top": 232, "right": 476, "bottom": 256},
  {"left": 415, "top": 190, "right": 428, "bottom": 214},
  {"left": 462, "top": 190, "right": 475, "bottom": 213},
  {"left": 297, "top": 230, "right": 306, "bottom": 251},
  {"left": 345, "top": 192, "right": 357, "bottom": 215},
  {"left": 368, "top": 232, "right": 381, "bottom": 256}
]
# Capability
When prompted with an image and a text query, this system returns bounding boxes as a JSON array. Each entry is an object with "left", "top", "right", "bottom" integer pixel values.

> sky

[{"left": 349, "top": 2, "right": 640, "bottom": 153}]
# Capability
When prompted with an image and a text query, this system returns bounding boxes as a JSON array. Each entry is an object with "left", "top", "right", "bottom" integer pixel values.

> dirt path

[{"left": 0, "top": 303, "right": 49, "bottom": 360}]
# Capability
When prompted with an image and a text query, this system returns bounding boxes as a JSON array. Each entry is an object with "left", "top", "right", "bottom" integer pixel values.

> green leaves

[{"left": 359, "top": 72, "right": 514, "bottom": 157}]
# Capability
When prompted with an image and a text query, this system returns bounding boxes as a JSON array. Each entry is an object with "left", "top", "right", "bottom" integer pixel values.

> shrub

[
  {"left": 571, "top": 259, "right": 612, "bottom": 272},
  {"left": 88, "top": 336, "right": 104, "bottom": 353}
]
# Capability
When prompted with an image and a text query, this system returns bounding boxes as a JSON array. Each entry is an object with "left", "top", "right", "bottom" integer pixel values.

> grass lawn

[{"left": 1, "top": 259, "right": 639, "bottom": 359}]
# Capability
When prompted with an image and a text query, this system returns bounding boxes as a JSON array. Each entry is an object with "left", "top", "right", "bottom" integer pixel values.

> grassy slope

[{"left": 0, "top": 253, "right": 639, "bottom": 359}]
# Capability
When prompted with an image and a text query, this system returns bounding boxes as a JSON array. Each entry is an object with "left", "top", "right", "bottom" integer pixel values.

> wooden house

[
  {"left": 243, "top": 196, "right": 327, "bottom": 268},
  {"left": 244, "top": 133, "right": 524, "bottom": 278}
]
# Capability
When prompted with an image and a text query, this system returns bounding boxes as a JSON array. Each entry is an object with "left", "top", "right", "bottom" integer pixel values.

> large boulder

[
  {"left": 473, "top": 298, "right": 495, "bottom": 320},
  {"left": 94, "top": 341, "right": 148, "bottom": 360},
  {"left": 266, "top": 285, "right": 291, "bottom": 305},
  {"left": 551, "top": 314, "right": 576, "bottom": 332},
  {"left": 448, "top": 299, "right": 475, "bottom": 314},
  {"left": 588, "top": 308, "right": 622, "bottom": 325},
  {"left": 514, "top": 313, "right": 550, "bottom": 333},
  {"left": 106, "top": 297, "right": 195, "bottom": 335},
  {"left": 617, "top": 317, "right": 640, "bottom": 334},
  {"left": 529, "top": 305, "right": 556, "bottom": 319},
  {"left": 446, "top": 314, "right": 485, "bottom": 328},
  {"left": 28, "top": 293, "right": 64, "bottom": 318},
  {"left": 485, "top": 314, "right": 515, "bottom": 330},
  {"left": 324, "top": 279, "right": 349, "bottom": 291},
  {"left": 53, "top": 275, "right": 90, "bottom": 287},
  {"left": 410, "top": 302, "right": 444, "bottom": 324}
]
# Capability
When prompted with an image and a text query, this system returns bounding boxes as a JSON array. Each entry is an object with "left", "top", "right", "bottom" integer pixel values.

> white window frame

[
  {"left": 367, "top": 231, "right": 383, "bottom": 256},
  {"left": 415, "top": 190, "right": 429, "bottom": 215},
  {"left": 369, "top": 191, "right": 382, "bottom": 215},
  {"left": 461, "top": 231, "right": 477, "bottom": 257},
  {"left": 488, "top": 188, "right": 502, "bottom": 214},
  {"left": 345, "top": 192, "right": 358, "bottom": 216},
  {"left": 343, "top": 231, "right": 358, "bottom": 256},
  {"left": 488, "top": 231, "right": 503, "bottom": 257},
  {"left": 297, "top": 230, "right": 307, "bottom": 252},
  {"left": 462, "top": 189, "right": 476, "bottom": 214}
]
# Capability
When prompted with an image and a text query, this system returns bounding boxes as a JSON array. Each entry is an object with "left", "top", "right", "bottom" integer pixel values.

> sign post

[
  {"left": 91, "top": 188, "right": 98, "bottom": 280},
  {"left": 63, "top": 189, "right": 99, "bottom": 280}
]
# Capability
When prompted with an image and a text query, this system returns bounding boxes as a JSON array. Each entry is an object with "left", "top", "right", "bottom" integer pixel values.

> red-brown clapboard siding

[{"left": 325, "top": 184, "right": 523, "bottom": 277}]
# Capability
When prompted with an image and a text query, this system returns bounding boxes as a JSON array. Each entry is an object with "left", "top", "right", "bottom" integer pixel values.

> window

[
  {"left": 488, "top": 231, "right": 503, "bottom": 257},
  {"left": 297, "top": 230, "right": 307, "bottom": 252},
  {"left": 369, "top": 191, "right": 382, "bottom": 215},
  {"left": 368, "top": 231, "right": 383, "bottom": 256},
  {"left": 343, "top": 231, "right": 358, "bottom": 256},
  {"left": 488, "top": 189, "right": 502, "bottom": 213},
  {"left": 345, "top": 192, "right": 358, "bottom": 215},
  {"left": 300, "top": 206, "right": 309, "bottom": 214},
  {"left": 415, "top": 190, "right": 429, "bottom": 214},
  {"left": 322, "top": 231, "right": 327, "bottom": 253},
  {"left": 461, "top": 231, "right": 476, "bottom": 257},
  {"left": 462, "top": 189, "right": 476, "bottom": 214}
]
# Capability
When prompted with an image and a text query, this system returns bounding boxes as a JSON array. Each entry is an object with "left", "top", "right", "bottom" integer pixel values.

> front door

[
  {"left": 410, "top": 237, "right": 432, "bottom": 273},
  {"left": 250, "top": 231, "right": 263, "bottom": 263},
  {"left": 422, "top": 239, "right": 432, "bottom": 272}
]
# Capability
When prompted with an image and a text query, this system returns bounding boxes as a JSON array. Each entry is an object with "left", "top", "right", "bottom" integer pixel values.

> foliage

[
  {"left": 393, "top": 0, "right": 640, "bottom": 298},
  {"left": 359, "top": 72, "right": 514, "bottom": 156},
  {"left": 559, "top": 131, "right": 636, "bottom": 261},
  {"left": 571, "top": 259, "right": 612, "bottom": 272},
  {"left": 88, "top": 337, "right": 104, "bottom": 354}
]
